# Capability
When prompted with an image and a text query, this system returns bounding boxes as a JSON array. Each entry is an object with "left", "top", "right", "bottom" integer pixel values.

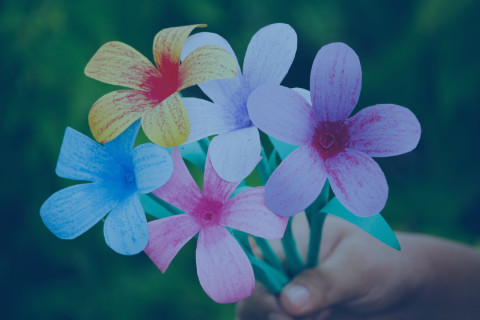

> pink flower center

[
  {"left": 202, "top": 212, "right": 214, "bottom": 223},
  {"left": 318, "top": 133, "right": 336, "bottom": 151}
]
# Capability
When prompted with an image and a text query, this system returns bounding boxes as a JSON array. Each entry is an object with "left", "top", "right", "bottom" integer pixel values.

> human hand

[{"left": 236, "top": 214, "right": 480, "bottom": 320}]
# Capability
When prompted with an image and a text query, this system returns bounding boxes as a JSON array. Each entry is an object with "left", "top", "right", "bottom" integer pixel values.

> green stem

[
  {"left": 255, "top": 237, "right": 287, "bottom": 274},
  {"left": 305, "top": 180, "right": 330, "bottom": 225},
  {"left": 197, "top": 137, "right": 209, "bottom": 155},
  {"left": 306, "top": 211, "right": 327, "bottom": 268},
  {"left": 281, "top": 217, "right": 305, "bottom": 277},
  {"left": 258, "top": 148, "right": 271, "bottom": 185}
]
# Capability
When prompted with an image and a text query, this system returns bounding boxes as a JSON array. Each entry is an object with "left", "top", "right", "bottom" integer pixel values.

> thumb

[{"left": 279, "top": 252, "right": 360, "bottom": 317}]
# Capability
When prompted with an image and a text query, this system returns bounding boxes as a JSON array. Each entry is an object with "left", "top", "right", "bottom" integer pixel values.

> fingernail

[
  {"left": 267, "top": 312, "right": 293, "bottom": 320},
  {"left": 316, "top": 308, "right": 332, "bottom": 320},
  {"left": 284, "top": 285, "right": 310, "bottom": 308}
]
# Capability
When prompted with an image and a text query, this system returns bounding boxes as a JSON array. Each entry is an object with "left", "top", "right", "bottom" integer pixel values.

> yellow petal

[
  {"left": 85, "top": 41, "right": 162, "bottom": 91},
  {"left": 152, "top": 24, "right": 207, "bottom": 91},
  {"left": 142, "top": 92, "right": 190, "bottom": 147},
  {"left": 89, "top": 90, "right": 155, "bottom": 143},
  {"left": 178, "top": 45, "right": 238, "bottom": 91}
]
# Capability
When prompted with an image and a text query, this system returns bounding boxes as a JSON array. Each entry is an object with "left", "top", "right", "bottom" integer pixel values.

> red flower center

[{"left": 318, "top": 133, "right": 336, "bottom": 151}]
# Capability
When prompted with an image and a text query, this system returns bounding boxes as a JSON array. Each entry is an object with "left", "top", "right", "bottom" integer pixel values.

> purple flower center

[{"left": 318, "top": 133, "right": 336, "bottom": 151}]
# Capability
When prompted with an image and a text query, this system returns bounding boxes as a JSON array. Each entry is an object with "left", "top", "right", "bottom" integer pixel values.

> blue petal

[
  {"left": 40, "top": 181, "right": 126, "bottom": 239},
  {"left": 104, "top": 119, "right": 141, "bottom": 169},
  {"left": 104, "top": 193, "right": 148, "bottom": 255},
  {"left": 56, "top": 128, "right": 124, "bottom": 182},
  {"left": 132, "top": 143, "right": 174, "bottom": 194}
]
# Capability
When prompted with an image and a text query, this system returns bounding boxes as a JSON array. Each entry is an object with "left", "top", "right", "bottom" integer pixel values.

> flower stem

[
  {"left": 255, "top": 237, "right": 287, "bottom": 274},
  {"left": 281, "top": 217, "right": 305, "bottom": 277}
]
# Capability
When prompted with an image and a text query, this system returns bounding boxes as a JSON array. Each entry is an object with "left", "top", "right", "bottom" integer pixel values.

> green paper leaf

[
  {"left": 268, "top": 135, "right": 299, "bottom": 160},
  {"left": 139, "top": 193, "right": 183, "bottom": 219},
  {"left": 322, "top": 197, "right": 401, "bottom": 251},
  {"left": 258, "top": 148, "right": 271, "bottom": 185},
  {"left": 268, "top": 149, "right": 278, "bottom": 171}
]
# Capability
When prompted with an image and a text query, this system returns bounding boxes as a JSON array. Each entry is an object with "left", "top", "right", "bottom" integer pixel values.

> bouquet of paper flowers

[{"left": 40, "top": 23, "right": 421, "bottom": 304}]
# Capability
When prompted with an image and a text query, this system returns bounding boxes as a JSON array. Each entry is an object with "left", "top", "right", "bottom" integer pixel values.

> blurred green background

[{"left": 2, "top": 0, "right": 480, "bottom": 319}]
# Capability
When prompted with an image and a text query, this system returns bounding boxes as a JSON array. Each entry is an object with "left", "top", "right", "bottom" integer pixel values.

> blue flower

[{"left": 40, "top": 120, "right": 174, "bottom": 255}]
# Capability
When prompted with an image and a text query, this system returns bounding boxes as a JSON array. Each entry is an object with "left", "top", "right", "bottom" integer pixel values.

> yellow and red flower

[{"left": 85, "top": 24, "right": 237, "bottom": 147}]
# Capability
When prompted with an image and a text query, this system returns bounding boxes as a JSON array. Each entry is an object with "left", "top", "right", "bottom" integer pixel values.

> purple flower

[
  {"left": 247, "top": 43, "right": 421, "bottom": 217},
  {"left": 144, "top": 145, "right": 288, "bottom": 303},
  {"left": 179, "top": 23, "right": 297, "bottom": 182}
]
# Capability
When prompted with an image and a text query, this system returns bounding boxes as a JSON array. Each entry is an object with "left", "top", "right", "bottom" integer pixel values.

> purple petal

[
  {"left": 220, "top": 187, "right": 288, "bottom": 239},
  {"left": 104, "top": 193, "right": 148, "bottom": 255},
  {"left": 181, "top": 32, "right": 246, "bottom": 109},
  {"left": 265, "top": 145, "right": 327, "bottom": 217},
  {"left": 291, "top": 87, "right": 312, "bottom": 104},
  {"left": 210, "top": 127, "right": 261, "bottom": 182},
  {"left": 326, "top": 149, "right": 388, "bottom": 217},
  {"left": 132, "top": 143, "right": 173, "bottom": 194},
  {"left": 144, "top": 214, "right": 202, "bottom": 272},
  {"left": 196, "top": 225, "right": 254, "bottom": 303},
  {"left": 248, "top": 85, "right": 316, "bottom": 145},
  {"left": 243, "top": 23, "right": 297, "bottom": 96},
  {"left": 40, "top": 181, "right": 124, "bottom": 239},
  {"left": 310, "top": 43, "right": 362, "bottom": 122},
  {"left": 152, "top": 147, "right": 203, "bottom": 212},
  {"left": 346, "top": 104, "right": 421, "bottom": 157},
  {"left": 203, "top": 146, "right": 243, "bottom": 203},
  {"left": 182, "top": 97, "right": 240, "bottom": 144}
]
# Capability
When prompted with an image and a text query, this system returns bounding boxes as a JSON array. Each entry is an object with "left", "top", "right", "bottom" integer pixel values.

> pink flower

[
  {"left": 144, "top": 145, "right": 288, "bottom": 303},
  {"left": 247, "top": 42, "right": 421, "bottom": 217}
]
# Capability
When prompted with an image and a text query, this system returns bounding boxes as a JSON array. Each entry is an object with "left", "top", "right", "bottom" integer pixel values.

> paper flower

[
  {"left": 248, "top": 42, "right": 421, "bottom": 217},
  {"left": 85, "top": 24, "right": 237, "bottom": 148},
  {"left": 178, "top": 23, "right": 297, "bottom": 181},
  {"left": 40, "top": 121, "right": 173, "bottom": 255},
  {"left": 144, "top": 145, "right": 288, "bottom": 303}
]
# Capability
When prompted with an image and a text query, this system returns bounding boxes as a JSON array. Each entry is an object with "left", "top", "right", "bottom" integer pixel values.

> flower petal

[
  {"left": 85, "top": 41, "right": 162, "bottom": 91},
  {"left": 132, "top": 143, "right": 173, "bottom": 194},
  {"left": 88, "top": 90, "right": 153, "bottom": 143},
  {"left": 326, "top": 149, "right": 388, "bottom": 217},
  {"left": 210, "top": 127, "right": 261, "bottom": 182},
  {"left": 144, "top": 214, "right": 202, "bottom": 272},
  {"left": 220, "top": 187, "right": 288, "bottom": 239},
  {"left": 203, "top": 145, "right": 243, "bottom": 203},
  {"left": 248, "top": 85, "right": 316, "bottom": 145},
  {"left": 243, "top": 23, "right": 297, "bottom": 96},
  {"left": 182, "top": 97, "right": 240, "bottom": 144},
  {"left": 178, "top": 45, "right": 237, "bottom": 91},
  {"left": 346, "top": 104, "right": 421, "bottom": 157},
  {"left": 196, "top": 226, "right": 254, "bottom": 303},
  {"left": 40, "top": 181, "right": 125, "bottom": 239},
  {"left": 152, "top": 147, "right": 203, "bottom": 213},
  {"left": 142, "top": 92, "right": 190, "bottom": 147},
  {"left": 153, "top": 24, "right": 206, "bottom": 91},
  {"left": 56, "top": 127, "right": 124, "bottom": 182},
  {"left": 104, "top": 120, "right": 141, "bottom": 169},
  {"left": 265, "top": 145, "right": 327, "bottom": 217},
  {"left": 180, "top": 32, "right": 246, "bottom": 110},
  {"left": 291, "top": 87, "right": 312, "bottom": 104},
  {"left": 310, "top": 42, "right": 362, "bottom": 122},
  {"left": 104, "top": 193, "right": 148, "bottom": 255}
]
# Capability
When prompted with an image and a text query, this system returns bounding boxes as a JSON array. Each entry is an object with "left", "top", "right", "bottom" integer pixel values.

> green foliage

[{"left": 2, "top": 0, "right": 480, "bottom": 319}]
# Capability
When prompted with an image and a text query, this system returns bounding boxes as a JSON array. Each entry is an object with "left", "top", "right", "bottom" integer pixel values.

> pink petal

[
  {"left": 326, "top": 149, "right": 388, "bottom": 217},
  {"left": 196, "top": 225, "right": 254, "bottom": 303},
  {"left": 152, "top": 147, "right": 203, "bottom": 212},
  {"left": 346, "top": 104, "right": 421, "bottom": 157},
  {"left": 310, "top": 43, "right": 361, "bottom": 122},
  {"left": 265, "top": 145, "right": 327, "bottom": 217},
  {"left": 247, "top": 85, "right": 316, "bottom": 145},
  {"left": 203, "top": 145, "right": 243, "bottom": 202},
  {"left": 220, "top": 187, "right": 288, "bottom": 239},
  {"left": 144, "top": 214, "right": 202, "bottom": 272}
]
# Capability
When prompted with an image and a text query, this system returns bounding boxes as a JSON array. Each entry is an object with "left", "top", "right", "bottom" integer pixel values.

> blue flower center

[{"left": 124, "top": 171, "right": 135, "bottom": 185}]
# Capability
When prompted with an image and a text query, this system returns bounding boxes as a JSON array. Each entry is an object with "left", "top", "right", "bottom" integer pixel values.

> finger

[
  {"left": 237, "top": 282, "right": 294, "bottom": 320},
  {"left": 279, "top": 244, "right": 362, "bottom": 317}
]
